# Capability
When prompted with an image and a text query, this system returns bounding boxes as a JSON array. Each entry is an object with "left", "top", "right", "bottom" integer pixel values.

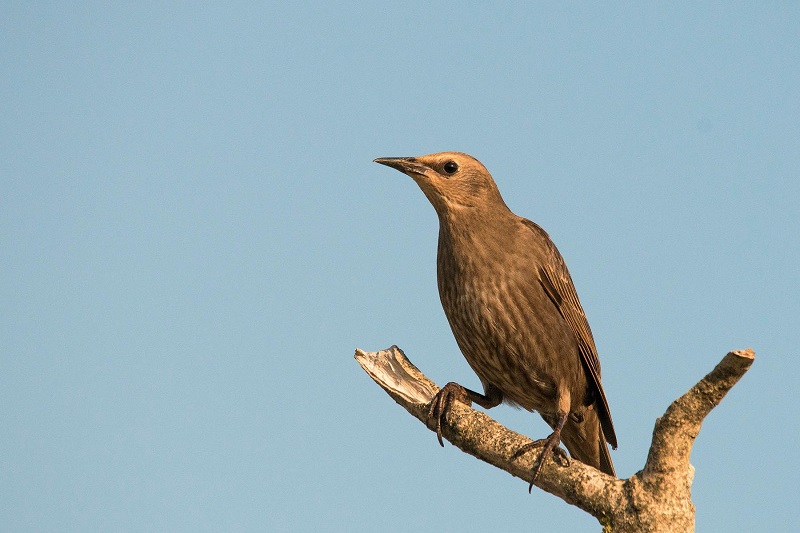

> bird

[{"left": 374, "top": 152, "right": 617, "bottom": 485}]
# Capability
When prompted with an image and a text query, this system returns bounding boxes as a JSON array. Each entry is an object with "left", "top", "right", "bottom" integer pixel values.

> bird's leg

[
  {"left": 511, "top": 410, "right": 570, "bottom": 492},
  {"left": 427, "top": 382, "right": 503, "bottom": 447}
]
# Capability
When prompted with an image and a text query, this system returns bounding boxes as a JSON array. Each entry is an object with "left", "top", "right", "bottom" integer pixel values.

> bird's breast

[{"left": 435, "top": 232, "right": 583, "bottom": 412}]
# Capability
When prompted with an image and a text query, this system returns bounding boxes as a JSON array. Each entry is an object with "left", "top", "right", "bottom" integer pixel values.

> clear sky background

[{"left": 2, "top": 3, "right": 798, "bottom": 532}]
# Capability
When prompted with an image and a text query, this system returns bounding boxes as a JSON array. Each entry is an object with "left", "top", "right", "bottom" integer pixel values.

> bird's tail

[{"left": 556, "top": 407, "right": 616, "bottom": 477}]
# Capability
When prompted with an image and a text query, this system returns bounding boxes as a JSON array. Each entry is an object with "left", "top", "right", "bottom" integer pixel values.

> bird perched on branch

[{"left": 374, "top": 152, "right": 617, "bottom": 485}]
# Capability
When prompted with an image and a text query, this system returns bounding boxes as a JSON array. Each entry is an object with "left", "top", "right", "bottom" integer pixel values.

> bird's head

[{"left": 374, "top": 152, "right": 507, "bottom": 216}]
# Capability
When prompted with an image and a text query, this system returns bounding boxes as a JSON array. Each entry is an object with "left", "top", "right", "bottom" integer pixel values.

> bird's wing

[{"left": 521, "top": 219, "right": 618, "bottom": 449}]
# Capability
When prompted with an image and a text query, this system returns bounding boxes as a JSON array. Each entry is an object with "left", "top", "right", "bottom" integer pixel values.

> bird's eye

[{"left": 443, "top": 161, "right": 459, "bottom": 175}]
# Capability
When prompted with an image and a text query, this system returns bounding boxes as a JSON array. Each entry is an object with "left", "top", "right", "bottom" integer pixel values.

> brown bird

[{"left": 374, "top": 152, "right": 617, "bottom": 485}]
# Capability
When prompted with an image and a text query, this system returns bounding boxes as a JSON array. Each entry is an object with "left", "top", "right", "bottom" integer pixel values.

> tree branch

[{"left": 355, "top": 346, "right": 754, "bottom": 532}]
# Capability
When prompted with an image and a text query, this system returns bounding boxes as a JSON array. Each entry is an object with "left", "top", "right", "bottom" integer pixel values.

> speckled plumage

[{"left": 375, "top": 152, "right": 617, "bottom": 478}]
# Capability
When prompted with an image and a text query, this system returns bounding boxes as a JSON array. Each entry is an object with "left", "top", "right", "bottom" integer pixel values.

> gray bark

[{"left": 355, "top": 346, "right": 754, "bottom": 532}]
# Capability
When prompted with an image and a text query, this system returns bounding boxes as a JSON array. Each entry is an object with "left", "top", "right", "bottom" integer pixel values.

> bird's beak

[{"left": 373, "top": 157, "right": 430, "bottom": 177}]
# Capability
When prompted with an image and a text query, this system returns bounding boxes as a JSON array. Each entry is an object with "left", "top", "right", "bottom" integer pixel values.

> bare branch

[
  {"left": 355, "top": 346, "right": 623, "bottom": 519},
  {"left": 356, "top": 346, "right": 755, "bottom": 532},
  {"left": 644, "top": 348, "right": 755, "bottom": 477}
]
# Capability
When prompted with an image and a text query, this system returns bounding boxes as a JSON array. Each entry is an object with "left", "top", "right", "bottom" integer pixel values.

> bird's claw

[
  {"left": 427, "top": 382, "right": 470, "bottom": 447},
  {"left": 511, "top": 433, "right": 570, "bottom": 492}
]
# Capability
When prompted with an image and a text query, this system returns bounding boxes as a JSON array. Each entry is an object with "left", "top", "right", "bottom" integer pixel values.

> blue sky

[{"left": 2, "top": 3, "right": 798, "bottom": 532}]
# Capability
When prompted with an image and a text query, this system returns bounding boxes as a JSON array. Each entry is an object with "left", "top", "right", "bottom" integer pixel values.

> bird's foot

[
  {"left": 427, "top": 382, "right": 472, "bottom": 447},
  {"left": 511, "top": 432, "right": 570, "bottom": 492}
]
